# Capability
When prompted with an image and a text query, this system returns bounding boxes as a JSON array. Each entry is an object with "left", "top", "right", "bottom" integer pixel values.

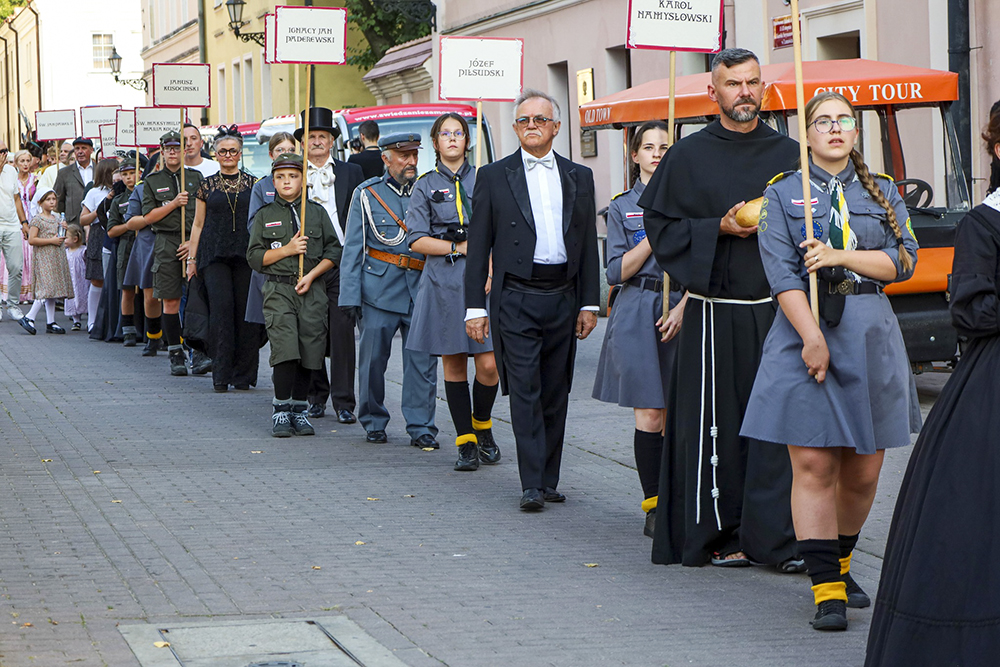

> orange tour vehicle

[{"left": 582, "top": 59, "right": 969, "bottom": 372}]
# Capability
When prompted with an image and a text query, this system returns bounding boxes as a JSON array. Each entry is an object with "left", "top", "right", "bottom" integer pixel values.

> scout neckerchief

[
  {"left": 827, "top": 176, "right": 858, "bottom": 252},
  {"left": 437, "top": 163, "right": 471, "bottom": 229}
]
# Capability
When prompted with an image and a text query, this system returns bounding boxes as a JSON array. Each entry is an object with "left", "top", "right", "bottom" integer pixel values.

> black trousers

[
  {"left": 202, "top": 257, "right": 262, "bottom": 387},
  {"left": 497, "top": 283, "right": 576, "bottom": 491},
  {"left": 308, "top": 266, "right": 357, "bottom": 411}
]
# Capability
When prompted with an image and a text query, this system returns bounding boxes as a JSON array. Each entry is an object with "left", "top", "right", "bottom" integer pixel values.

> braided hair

[{"left": 805, "top": 91, "right": 914, "bottom": 274}]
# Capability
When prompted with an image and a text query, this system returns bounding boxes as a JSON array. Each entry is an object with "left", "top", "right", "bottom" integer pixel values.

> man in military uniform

[
  {"left": 339, "top": 133, "right": 438, "bottom": 447},
  {"left": 246, "top": 153, "right": 342, "bottom": 437},
  {"left": 141, "top": 131, "right": 203, "bottom": 376}
]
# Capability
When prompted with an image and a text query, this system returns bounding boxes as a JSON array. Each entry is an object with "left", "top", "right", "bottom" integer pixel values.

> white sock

[
  {"left": 87, "top": 285, "right": 102, "bottom": 331},
  {"left": 45, "top": 299, "right": 56, "bottom": 324},
  {"left": 26, "top": 299, "right": 43, "bottom": 321}
]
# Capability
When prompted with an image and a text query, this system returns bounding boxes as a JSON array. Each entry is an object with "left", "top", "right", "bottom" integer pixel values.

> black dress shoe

[
  {"left": 519, "top": 488, "right": 545, "bottom": 511},
  {"left": 18, "top": 317, "right": 36, "bottom": 335},
  {"left": 213, "top": 384, "right": 229, "bottom": 393},
  {"left": 542, "top": 487, "right": 566, "bottom": 503},
  {"left": 475, "top": 428, "right": 501, "bottom": 464},
  {"left": 410, "top": 434, "right": 439, "bottom": 449},
  {"left": 46, "top": 322, "right": 66, "bottom": 334},
  {"left": 366, "top": 430, "right": 387, "bottom": 443},
  {"left": 233, "top": 383, "right": 251, "bottom": 391},
  {"left": 337, "top": 409, "right": 357, "bottom": 424},
  {"left": 454, "top": 441, "right": 480, "bottom": 471},
  {"left": 306, "top": 403, "right": 326, "bottom": 418}
]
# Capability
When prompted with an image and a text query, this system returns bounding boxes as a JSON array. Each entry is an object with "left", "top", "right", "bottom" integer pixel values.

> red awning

[{"left": 580, "top": 59, "right": 959, "bottom": 130}]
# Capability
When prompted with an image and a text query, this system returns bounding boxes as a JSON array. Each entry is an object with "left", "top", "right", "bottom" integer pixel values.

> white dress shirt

[
  {"left": 77, "top": 161, "right": 93, "bottom": 186},
  {"left": 306, "top": 158, "right": 343, "bottom": 244}
]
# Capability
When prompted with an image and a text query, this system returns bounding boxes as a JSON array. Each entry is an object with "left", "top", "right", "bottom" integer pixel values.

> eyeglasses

[
  {"left": 515, "top": 115, "right": 554, "bottom": 128},
  {"left": 436, "top": 130, "right": 465, "bottom": 140},
  {"left": 161, "top": 146, "right": 181, "bottom": 153},
  {"left": 811, "top": 116, "right": 857, "bottom": 133},
  {"left": 216, "top": 148, "right": 241, "bottom": 157}
]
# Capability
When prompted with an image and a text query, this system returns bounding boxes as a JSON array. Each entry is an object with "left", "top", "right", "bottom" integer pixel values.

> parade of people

[{"left": 0, "top": 0, "right": 997, "bottom": 663}]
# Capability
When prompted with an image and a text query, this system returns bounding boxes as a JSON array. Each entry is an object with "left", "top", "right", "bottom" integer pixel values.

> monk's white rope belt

[{"left": 686, "top": 292, "right": 773, "bottom": 530}]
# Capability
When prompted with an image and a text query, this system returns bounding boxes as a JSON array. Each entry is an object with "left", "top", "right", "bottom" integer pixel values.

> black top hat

[{"left": 294, "top": 107, "right": 340, "bottom": 142}]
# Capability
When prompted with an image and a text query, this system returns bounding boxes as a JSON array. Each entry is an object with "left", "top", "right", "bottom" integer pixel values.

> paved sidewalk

[{"left": 0, "top": 315, "right": 945, "bottom": 666}]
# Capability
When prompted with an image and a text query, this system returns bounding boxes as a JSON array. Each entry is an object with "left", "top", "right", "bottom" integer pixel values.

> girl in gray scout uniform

[
  {"left": 740, "top": 92, "right": 921, "bottom": 631},
  {"left": 124, "top": 155, "right": 164, "bottom": 356},
  {"left": 406, "top": 113, "right": 502, "bottom": 472},
  {"left": 246, "top": 153, "right": 342, "bottom": 438},
  {"left": 593, "top": 121, "right": 687, "bottom": 538}
]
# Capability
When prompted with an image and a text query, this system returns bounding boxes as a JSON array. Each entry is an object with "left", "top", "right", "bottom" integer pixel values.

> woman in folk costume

[
  {"left": 864, "top": 101, "right": 1000, "bottom": 665},
  {"left": 740, "top": 91, "right": 920, "bottom": 630},
  {"left": 592, "top": 121, "right": 687, "bottom": 537}
]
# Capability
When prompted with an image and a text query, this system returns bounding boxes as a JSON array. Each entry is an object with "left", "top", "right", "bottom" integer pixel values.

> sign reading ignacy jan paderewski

[
  {"left": 626, "top": 0, "right": 724, "bottom": 52},
  {"left": 135, "top": 107, "right": 186, "bottom": 147},
  {"left": 439, "top": 36, "right": 524, "bottom": 102},
  {"left": 34, "top": 109, "right": 77, "bottom": 141},
  {"left": 151, "top": 63, "right": 211, "bottom": 108},
  {"left": 274, "top": 5, "right": 347, "bottom": 64},
  {"left": 116, "top": 109, "right": 136, "bottom": 148},
  {"left": 81, "top": 105, "right": 122, "bottom": 138}
]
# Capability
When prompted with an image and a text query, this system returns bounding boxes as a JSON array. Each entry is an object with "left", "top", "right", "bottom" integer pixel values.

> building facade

[{"left": 0, "top": 0, "right": 145, "bottom": 149}]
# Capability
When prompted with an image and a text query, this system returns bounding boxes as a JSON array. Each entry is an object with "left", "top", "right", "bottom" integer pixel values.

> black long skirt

[{"left": 866, "top": 334, "right": 1000, "bottom": 665}]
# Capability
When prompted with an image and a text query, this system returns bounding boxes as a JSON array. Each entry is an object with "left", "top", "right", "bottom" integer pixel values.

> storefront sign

[
  {"left": 152, "top": 63, "right": 211, "bottom": 108},
  {"left": 274, "top": 5, "right": 347, "bottom": 64},
  {"left": 773, "top": 15, "right": 798, "bottom": 49},
  {"left": 34, "top": 109, "right": 77, "bottom": 141},
  {"left": 626, "top": 0, "right": 724, "bottom": 52},
  {"left": 439, "top": 36, "right": 523, "bottom": 102},
  {"left": 81, "top": 105, "right": 122, "bottom": 138}
]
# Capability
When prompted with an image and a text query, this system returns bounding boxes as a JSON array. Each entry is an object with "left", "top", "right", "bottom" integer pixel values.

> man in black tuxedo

[{"left": 465, "top": 89, "right": 600, "bottom": 511}]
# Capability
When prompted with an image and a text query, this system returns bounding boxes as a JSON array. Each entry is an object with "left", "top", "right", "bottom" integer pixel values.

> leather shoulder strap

[{"left": 365, "top": 186, "right": 407, "bottom": 232}]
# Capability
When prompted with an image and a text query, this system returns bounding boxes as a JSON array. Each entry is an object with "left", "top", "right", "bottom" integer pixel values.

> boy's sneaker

[
  {"left": 454, "top": 441, "right": 480, "bottom": 471},
  {"left": 168, "top": 349, "right": 188, "bottom": 376},
  {"left": 475, "top": 428, "right": 501, "bottom": 464},
  {"left": 844, "top": 572, "right": 871, "bottom": 608},
  {"left": 290, "top": 407, "right": 315, "bottom": 436},
  {"left": 810, "top": 599, "right": 848, "bottom": 631},
  {"left": 272, "top": 405, "right": 294, "bottom": 438},
  {"left": 123, "top": 332, "right": 137, "bottom": 347}
]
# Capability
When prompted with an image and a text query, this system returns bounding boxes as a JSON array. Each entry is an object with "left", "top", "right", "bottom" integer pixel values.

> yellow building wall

[
  {"left": 0, "top": 7, "right": 42, "bottom": 148},
  {"left": 204, "top": 0, "right": 374, "bottom": 126}
]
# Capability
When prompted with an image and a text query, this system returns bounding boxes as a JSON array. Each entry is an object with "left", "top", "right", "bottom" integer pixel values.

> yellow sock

[
  {"left": 641, "top": 496, "right": 658, "bottom": 513},
  {"left": 455, "top": 433, "right": 478, "bottom": 447},
  {"left": 147, "top": 330, "right": 162, "bottom": 339},
  {"left": 839, "top": 553, "right": 852, "bottom": 576},
  {"left": 811, "top": 581, "right": 848, "bottom": 604},
  {"left": 472, "top": 417, "right": 492, "bottom": 431}
]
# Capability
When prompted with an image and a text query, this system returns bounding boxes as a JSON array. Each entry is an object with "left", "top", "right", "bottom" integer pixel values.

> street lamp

[
  {"left": 108, "top": 46, "right": 148, "bottom": 92},
  {"left": 226, "top": 0, "right": 266, "bottom": 47}
]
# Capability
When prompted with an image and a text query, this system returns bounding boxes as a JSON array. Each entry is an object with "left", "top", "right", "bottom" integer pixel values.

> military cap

[
  {"left": 379, "top": 133, "right": 422, "bottom": 152},
  {"left": 271, "top": 152, "right": 304, "bottom": 173},
  {"left": 160, "top": 131, "right": 182, "bottom": 146}
]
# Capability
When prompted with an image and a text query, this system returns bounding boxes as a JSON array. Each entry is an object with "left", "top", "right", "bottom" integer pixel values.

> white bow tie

[
  {"left": 525, "top": 154, "right": 555, "bottom": 170},
  {"left": 307, "top": 163, "right": 336, "bottom": 204}
]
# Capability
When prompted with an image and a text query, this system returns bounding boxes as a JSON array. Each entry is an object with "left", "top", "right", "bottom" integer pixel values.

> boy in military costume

[
  {"left": 141, "top": 131, "right": 203, "bottom": 375},
  {"left": 247, "top": 153, "right": 342, "bottom": 437},
  {"left": 107, "top": 155, "right": 146, "bottom": 347}
]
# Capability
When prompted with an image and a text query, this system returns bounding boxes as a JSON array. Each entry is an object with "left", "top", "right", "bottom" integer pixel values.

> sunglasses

[{"left": 515, "top": 115, "right": 554, "bottom": 128}]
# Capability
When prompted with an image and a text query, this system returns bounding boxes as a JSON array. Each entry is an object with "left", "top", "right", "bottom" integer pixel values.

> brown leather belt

[{"left": 366, "top": 248, "right": 424, "bottom": 271}]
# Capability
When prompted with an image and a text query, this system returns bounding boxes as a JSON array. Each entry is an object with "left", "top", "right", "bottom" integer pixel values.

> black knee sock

[
  {"left": 471, "top": 378, "right": 498, "bottom": 423},
  {"left": 839, "top": 532, "right": 860, "bottom": 577},
  {"left": 445, "top": 381, "right": 474, "bottom": 441},
  {"left": 799, "top": 538, "right": 847, "bottom": 604},
  {"left": 634, "top": 429, "right": 663, "bottom": 500},
  {"left": 272, "top": 360, "right": 297, "bottom": 402},
  {"left": 292, "top": 363, "right": 311, "bottom": 403},
  {"left": 146, "top": 315, "right": 162, "bottom": 340},
  {"left": 162, "top": 313, "right": 181, "bottom": 347},
  {"left": 122, "top": 314, "right": 134, "bottom": 328}
]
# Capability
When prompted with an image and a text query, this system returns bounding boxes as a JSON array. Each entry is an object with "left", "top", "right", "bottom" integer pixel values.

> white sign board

[
  {"left": 439, "top": 37, "right": 524, "bottom": 102},
  {"left": 626, "top": 0, "right": 724, "bottom": 52},
  {"left": 274, "top": 5, "right": 347, "bottom": 64},
  {"left": 135, "top": 107, "right": 184, "bottom": 146},
  {"left": 116, "top": 109, "right": 136, "bottom": 147},
  {"left": 152, "top": 63, "right": 211, "bottom": 108},
  {"left": 81, "top": 105, "right": 122, "bottom": 138},
  {"left": 99, "top": 123, "right": 118, "bottom": 157},
  {"left": 34, "top": 109, "right": 77, "bottom": 141},
  {"left": 264, "top": 14, "right": 277, "bottom": 64}
]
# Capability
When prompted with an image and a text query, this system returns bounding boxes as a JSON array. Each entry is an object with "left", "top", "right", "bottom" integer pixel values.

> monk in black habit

[{"left": 638, "top": 48, "right": 800, "bottom": 568}]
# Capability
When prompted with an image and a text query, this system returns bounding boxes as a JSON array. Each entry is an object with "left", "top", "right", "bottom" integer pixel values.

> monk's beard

[{"left": 723, "top": 97, "right": 760, "bottom": 123}]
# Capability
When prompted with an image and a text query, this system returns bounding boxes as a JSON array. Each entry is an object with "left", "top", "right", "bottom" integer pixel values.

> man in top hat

[
  {"left": 141, "top": 130, "right": 203, "bottom": 376},
  {"left": 295, "top": 107, "right": 366, "bottom": 424},
  {"left": 339, "top": 132, "right": 438, "bottom": 447},
  {"left": 53, "top": 137, "right": 95, "bottom": 226}
]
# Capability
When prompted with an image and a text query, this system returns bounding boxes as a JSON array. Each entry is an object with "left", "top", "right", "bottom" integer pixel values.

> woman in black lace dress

[{"left": 186, "top": 126, "right": 262, "bottom": 392}]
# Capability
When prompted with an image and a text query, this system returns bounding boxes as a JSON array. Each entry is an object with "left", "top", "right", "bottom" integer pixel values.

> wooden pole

[
  {"left": 298, "top": 64, "right": 313, "bottom": 282},
  {"left": 475, "top": 100, "right": 483, "bottom": 169},
  {"left": 789, "top": 0, "right": 820, "bottom": 323},
  {"left": 179, "top": 108, "right": 186, "bottom": 249},
  {"left": 662, "top": 50, "right": 676, "bottom": 323}
]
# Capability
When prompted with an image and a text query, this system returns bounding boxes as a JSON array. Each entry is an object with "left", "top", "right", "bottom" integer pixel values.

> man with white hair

[{"left": 465, "top": 88, "right": 600, "bottom": 511}]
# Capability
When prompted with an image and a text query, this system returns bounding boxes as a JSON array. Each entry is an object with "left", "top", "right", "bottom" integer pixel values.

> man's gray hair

[
  {"left": 513, "top": 88, "right": 562, "bottom": 123},
  {"left": 711, "top": 48, "right": 759, "bottom": 72}
]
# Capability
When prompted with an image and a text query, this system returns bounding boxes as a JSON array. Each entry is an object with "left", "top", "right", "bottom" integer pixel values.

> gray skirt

[
  {"left": 406, "top": 254, "right": 492, "bottom": 356},
  {"left": 592, "top": 283, "right": 679, "bottom": 409},
  {"left": 123, "top": 228, "right": 154, "bottom": 290},
  {"left": 740, "top": 291, "right": 921, "bottom": 454}
]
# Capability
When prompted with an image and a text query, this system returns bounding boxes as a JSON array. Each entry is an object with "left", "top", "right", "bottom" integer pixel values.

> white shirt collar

[{"left": 521, "top": 148, "right": 556, "bottom": 170}]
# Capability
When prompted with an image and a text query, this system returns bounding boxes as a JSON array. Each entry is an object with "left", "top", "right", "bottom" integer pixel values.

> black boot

[
  {"left": 142, "top": 337, "right": 161, "bottom": 357},
  {"left": 168, "top": 348, "right": 188, "bottom": 376},
  {"left": 454, "top": 436, "right": 480, "bottom": 471}
]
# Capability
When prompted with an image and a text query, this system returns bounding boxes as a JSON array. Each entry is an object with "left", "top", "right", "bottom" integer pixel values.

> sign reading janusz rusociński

[
  {"left": 274, "top": 5, "right": 347, "bottom": 64},
  {"left": 439, "top": 37, "right": 523, "bottom": 102},
  {"left": 152, "top": 63, "right": 211, "bottom": 108},
  {"left": 626, "top": 0, "right": 724, "bottom": 52}
]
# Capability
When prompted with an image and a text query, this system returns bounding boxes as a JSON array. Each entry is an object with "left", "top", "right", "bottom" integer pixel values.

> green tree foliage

[
  {"left": 0, "top": 0, "right": 27, "bottom": 20},
  {"left": 343, "top": 0, "right": 432, "bottom": 70}
]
